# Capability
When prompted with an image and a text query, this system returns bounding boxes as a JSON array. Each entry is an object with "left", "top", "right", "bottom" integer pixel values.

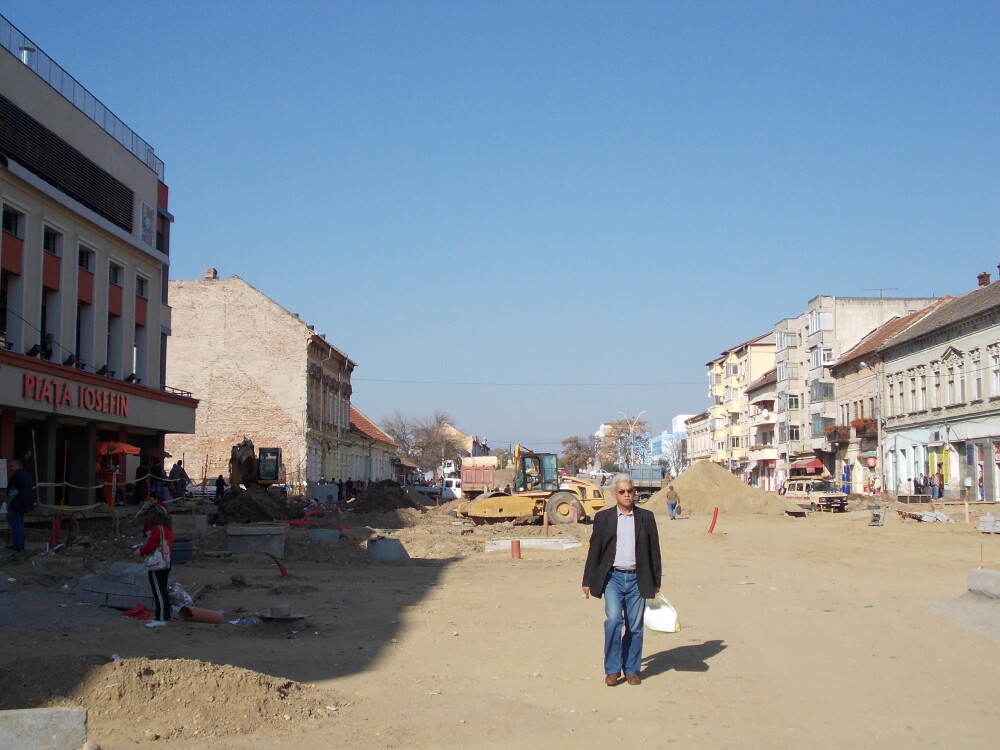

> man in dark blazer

[{"left": 582, "top": 472, "right": 661, "bottom": 686}]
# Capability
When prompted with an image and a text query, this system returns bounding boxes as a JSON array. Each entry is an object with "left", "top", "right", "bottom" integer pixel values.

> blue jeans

[
  {"left": 8, "top": 511, "right": 25, "bottom": 549},
  {"left": 603, "top": 570, "right": 645, "bottom": 676},
  {"left": 668, "top": 500, "right": 677, "bottom": 519}
]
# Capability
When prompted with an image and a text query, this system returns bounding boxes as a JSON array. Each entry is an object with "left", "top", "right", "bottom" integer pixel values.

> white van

[{"left": 441, "top": 477, "right": 463, "bottom": 501}]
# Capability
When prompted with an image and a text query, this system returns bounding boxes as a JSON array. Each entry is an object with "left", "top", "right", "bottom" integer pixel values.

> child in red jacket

[{"left": 133, "top": 504, "right": 174, "bottom": 627}]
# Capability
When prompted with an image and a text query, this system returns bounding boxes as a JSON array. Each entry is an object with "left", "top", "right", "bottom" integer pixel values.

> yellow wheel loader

[{"left": 455, "top": 445, "right": 607, "bottom": 525}]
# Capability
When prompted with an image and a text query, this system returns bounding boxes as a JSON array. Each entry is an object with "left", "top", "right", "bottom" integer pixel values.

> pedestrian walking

[{"left": 582, "top": 473, "right": 662, "bottom": 686}]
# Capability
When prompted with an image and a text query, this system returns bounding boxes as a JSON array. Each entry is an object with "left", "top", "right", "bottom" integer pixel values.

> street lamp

[{"left": 618, "top": 410, "right": 647, "bottom": 469}]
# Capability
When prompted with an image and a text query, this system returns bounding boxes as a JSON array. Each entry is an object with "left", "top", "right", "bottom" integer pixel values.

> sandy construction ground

[{"left": 1, "top": 482, "right": 998, "bottom": 749}]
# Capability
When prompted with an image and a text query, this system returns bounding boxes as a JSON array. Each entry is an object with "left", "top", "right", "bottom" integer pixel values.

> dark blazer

[{"left": 582, "top": 504, "right": 661, "bottom": 599}]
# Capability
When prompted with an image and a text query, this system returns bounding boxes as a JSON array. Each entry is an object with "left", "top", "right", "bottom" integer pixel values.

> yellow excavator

[
  {"left": 228, "top": 438, "right": 283, "bottom": 489},
  {"left": 455, "top": 444, "right": 608, "bottom": 525}
]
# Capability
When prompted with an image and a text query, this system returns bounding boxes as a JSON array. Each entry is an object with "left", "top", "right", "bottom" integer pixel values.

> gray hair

[{"left": 609, "top": 473, "right": 633, "bottom": 492}]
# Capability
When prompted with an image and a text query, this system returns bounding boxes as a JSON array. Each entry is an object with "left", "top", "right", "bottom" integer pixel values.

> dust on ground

[{"left": 2, "top": 469, "right": 999, "bottom": 749}]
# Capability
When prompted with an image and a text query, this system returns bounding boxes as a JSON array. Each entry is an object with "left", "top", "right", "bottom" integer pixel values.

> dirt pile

[
  {"left": 217, "top": 484, "right": 301, "bottom": 524},
  {"left": 352, "top": 480, "right": 427, "bottom": 514},
  {"left": 647, "top": 461, "right": 799, "bottom": 516},
  {"left": 0, "top": 654, "right": 340, "bottom": 741}
]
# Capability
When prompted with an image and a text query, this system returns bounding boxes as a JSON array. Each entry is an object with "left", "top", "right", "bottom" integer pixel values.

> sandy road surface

[{"left": 1, "top": 504, "right": 998, "bottom": 749}]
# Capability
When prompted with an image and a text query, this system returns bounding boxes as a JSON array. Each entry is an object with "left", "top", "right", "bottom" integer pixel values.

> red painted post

[
  {"left": 707, "top": 507, "right": 719, "bottom": 534},
  {"left": 511, "top": 540, "right": 521, "bottom": 559}
]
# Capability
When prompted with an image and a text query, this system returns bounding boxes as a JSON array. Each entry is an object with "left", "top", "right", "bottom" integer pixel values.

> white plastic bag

[
  {"left": 168, "top": 581, "right": 193, "bottom": 607},
  {"left": 644, "top": 593, "right": 680, "bottom": 633}
]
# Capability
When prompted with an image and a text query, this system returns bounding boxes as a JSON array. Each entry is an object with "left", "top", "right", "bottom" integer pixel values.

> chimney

[
  {"left": 978, "top": 271, "right": 991, "bottom": 287},
  {"left": 204, "top": 267, "right": 218, "bottom": 280}
]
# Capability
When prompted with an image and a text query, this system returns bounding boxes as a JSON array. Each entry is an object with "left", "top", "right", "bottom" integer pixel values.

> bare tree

[
  {"left": 380, "top": 411, "right": 418, "bottom": 460},
  {"left": 413, "top": 411, "right": 466, "bottom": 471},
  {"left": 599, "top": 418, "right": 651, "bottom": 469},
  {"left": 561, "top": 435, "right": 596, "bottom": 474},
  {"left": 659, "top": 437, "right": 686, "bottom": 478}
]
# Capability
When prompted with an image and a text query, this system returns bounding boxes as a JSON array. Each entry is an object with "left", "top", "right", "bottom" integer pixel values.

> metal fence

[{"left": 0, "top": 13, "right": 165, "bottom": 180}]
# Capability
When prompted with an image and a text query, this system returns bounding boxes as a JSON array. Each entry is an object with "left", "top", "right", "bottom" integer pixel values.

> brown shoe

[
  {"left": 625, "top": 673, "right": 641, "bottom": 685},
  {"left": 604, "top": 673, "right": 619, "bottom": 686}
]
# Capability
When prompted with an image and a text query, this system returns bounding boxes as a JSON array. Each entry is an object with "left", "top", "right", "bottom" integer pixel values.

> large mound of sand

[
  {"left": 646, "top": 460, "right": 800, "bottom": 516},
  {"left": 0, "top": 655, "right": 340, "bottom": 742}
]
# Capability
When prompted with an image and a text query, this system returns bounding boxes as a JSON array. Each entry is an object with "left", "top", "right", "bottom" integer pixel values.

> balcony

[
  {"left": 748, "top": 444, "right": 778, "bottom": 461},
  {"left": 851, "top": 418, "right": 878, "bottom": 438},
  {"left": 824, "top": 425, "right": 852, "bottom": 444}
]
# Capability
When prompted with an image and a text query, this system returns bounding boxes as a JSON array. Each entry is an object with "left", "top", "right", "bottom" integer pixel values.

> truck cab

[{"left": 441, "top": 477, "right": 463, "bottom": 500}]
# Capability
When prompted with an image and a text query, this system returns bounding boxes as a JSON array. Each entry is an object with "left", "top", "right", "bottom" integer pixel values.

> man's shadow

[{"left": 641, "top": 639, "right": 726, "bottom": 677}]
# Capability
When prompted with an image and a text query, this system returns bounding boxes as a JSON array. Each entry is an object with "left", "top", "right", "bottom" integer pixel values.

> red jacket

[{"left": 138, "top": 524, "right": 174, "bottom": 556}]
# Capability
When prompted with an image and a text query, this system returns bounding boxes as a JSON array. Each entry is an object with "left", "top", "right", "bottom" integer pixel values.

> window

[
  {"left": 946, "top": 367, "right": 955, "bottom": 405},
  {"left": 958, "top": 363, "right": 966, "bottom": 403},
  {"left": 909, "top": 378, "right": 916, "bottom": 412},
  {"left": 993, "top": 352, "right": 1000, "bottom": 396},
  {"left": 787, "top": 394, "right": 800, "bottom": 410},
  {"left": 808, "top": 310, "right": 832, "bottom": 332},
  {"left": 777, "top": 362, "right": 787, "bottom": 381},
  {"left": 777, "top": 331, "right": 797, "bottom": 350},
  {"left": 43, "top": 227, "right": 63, "bottom": 256},
  {"left": 810, "top": 348, "right": 834, "bottom": 368},
  {"left": 920, "top": 375, "right": 927, "bottom": 410},
  {"left": 136, "top": 276, "right": 148, "bottom": 299},
  {"left": 810, "top": 380, "right": 834, "bottom": 402},
  {"left": 888, "top": 381, "right": 895, "bottom": 416},
  {"left": 2, "top": 207, "right": 24, "bottom": 237},
  {"left": 933, "top": 370, "right": 941, "bottom": 407},
  {"left": 109, "top": 263, "right": 123, "bottom": 286},
  {"left": 812, "top": 416, "right": 834, "bottom": 438},
  {"left": 975, "top": 364, "right": 982, "bottom": 400},
  {"left": 788, "top": 425, "right": 800, "bottom": 441},
  {"left": 78, "top": 247, "right": 95, "bottom": 271}
]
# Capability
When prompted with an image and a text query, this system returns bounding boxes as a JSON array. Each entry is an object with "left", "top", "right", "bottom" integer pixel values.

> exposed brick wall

[{"left": 165, "top": 276, "right": 317, "bottom": 484}]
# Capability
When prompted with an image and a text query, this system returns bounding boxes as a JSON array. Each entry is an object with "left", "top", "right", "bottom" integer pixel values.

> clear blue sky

[{"left": 5, "top": 1, "right": 998, "bottom": 451}]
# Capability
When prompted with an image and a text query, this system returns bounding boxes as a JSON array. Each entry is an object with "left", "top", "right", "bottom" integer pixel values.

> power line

[{"left": 354, "top": 377, "right": 705, "bottom": 387}]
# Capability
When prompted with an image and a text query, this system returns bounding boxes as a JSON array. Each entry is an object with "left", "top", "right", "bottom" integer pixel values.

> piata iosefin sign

[{"left": 22, "top": 373, "right": 129, "bottom": 416}]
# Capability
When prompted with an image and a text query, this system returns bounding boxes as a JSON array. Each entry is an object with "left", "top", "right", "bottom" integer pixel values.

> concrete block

[
  {"left": 367, "top": 537, "right": 410, "bottom": 561},
  {"left": 172, "top": 513, "right": 208, "bottom": 540},
  {"left": 967, "top": 568, "right": 1000, "bottom": 599},
  {"left": 108, "top": 561, "right": 144, "bottom": 577},
  {"left": 485, "top": 538, "right": 584, "bottom": 552},
  {"left": 0, "top": 706, "right": 88, "bottom": 750},
  {"left": 307, "top": 528, "right": 340, "bottom": 543},
  {"left": 227, "top": 523, "right": 287, "bottom": 558}
]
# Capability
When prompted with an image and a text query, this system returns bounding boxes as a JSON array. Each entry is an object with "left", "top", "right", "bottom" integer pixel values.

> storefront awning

[
  {"left": 743, "top": 461, "right": 759, "bottom": 474},
  {"left": 790, "top": 458, "right": 823, "bottom": 471}
]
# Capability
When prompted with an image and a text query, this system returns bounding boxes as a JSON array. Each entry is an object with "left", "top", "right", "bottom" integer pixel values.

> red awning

[{"left": 790, "top": 458, "right": 823, "bottom": 471}]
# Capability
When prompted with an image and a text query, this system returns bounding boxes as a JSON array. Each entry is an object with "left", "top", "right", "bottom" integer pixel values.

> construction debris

[{"left": 351, "top": 480, "right": 428, "bottom": 514}]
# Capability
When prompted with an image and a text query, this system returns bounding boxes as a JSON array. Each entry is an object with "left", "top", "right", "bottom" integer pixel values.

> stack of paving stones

[
  {"left": 978, "top": 512, "right": 1000, "bottom": 533},
  {"left": 76, "top": 562, "right": 154, "bottom": 610}
]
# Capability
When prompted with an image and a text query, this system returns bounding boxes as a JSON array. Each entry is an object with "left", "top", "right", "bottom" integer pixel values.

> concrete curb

[{"left": 967, "top": 568, "right": 1000, "bottom": 599}]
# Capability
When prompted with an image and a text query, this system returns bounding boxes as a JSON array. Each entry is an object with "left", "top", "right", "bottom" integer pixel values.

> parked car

[{"left": 588, "top": 469, "right": 612, "bottom": 479}]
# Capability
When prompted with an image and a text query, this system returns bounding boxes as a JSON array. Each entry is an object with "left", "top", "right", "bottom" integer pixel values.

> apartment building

[
  {"left": 878, "top": 271, "right": 1000, "bottom": 501},
  {"left": 705, "top": 334, "right": 775, "bottom": 477},
  {"left": 0, "top": 16, "right": 196, "bottom": 502},
  {"left": 773, "top": 295, "right": 937, "bottom": 487},
  {"left": 165, "top": 271, "right": 362, "bottom": 487},
  {"left": 745, "top": 368, "right": 778, "bottom": 490}
]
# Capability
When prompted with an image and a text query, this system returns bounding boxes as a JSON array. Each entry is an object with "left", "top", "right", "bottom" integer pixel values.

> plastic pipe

[
  {"left": 178, "top": 606, "right": 225, "bottom": 624},
  {"left": 707, "top": 507, "right": 719, "bottom": 534}
]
